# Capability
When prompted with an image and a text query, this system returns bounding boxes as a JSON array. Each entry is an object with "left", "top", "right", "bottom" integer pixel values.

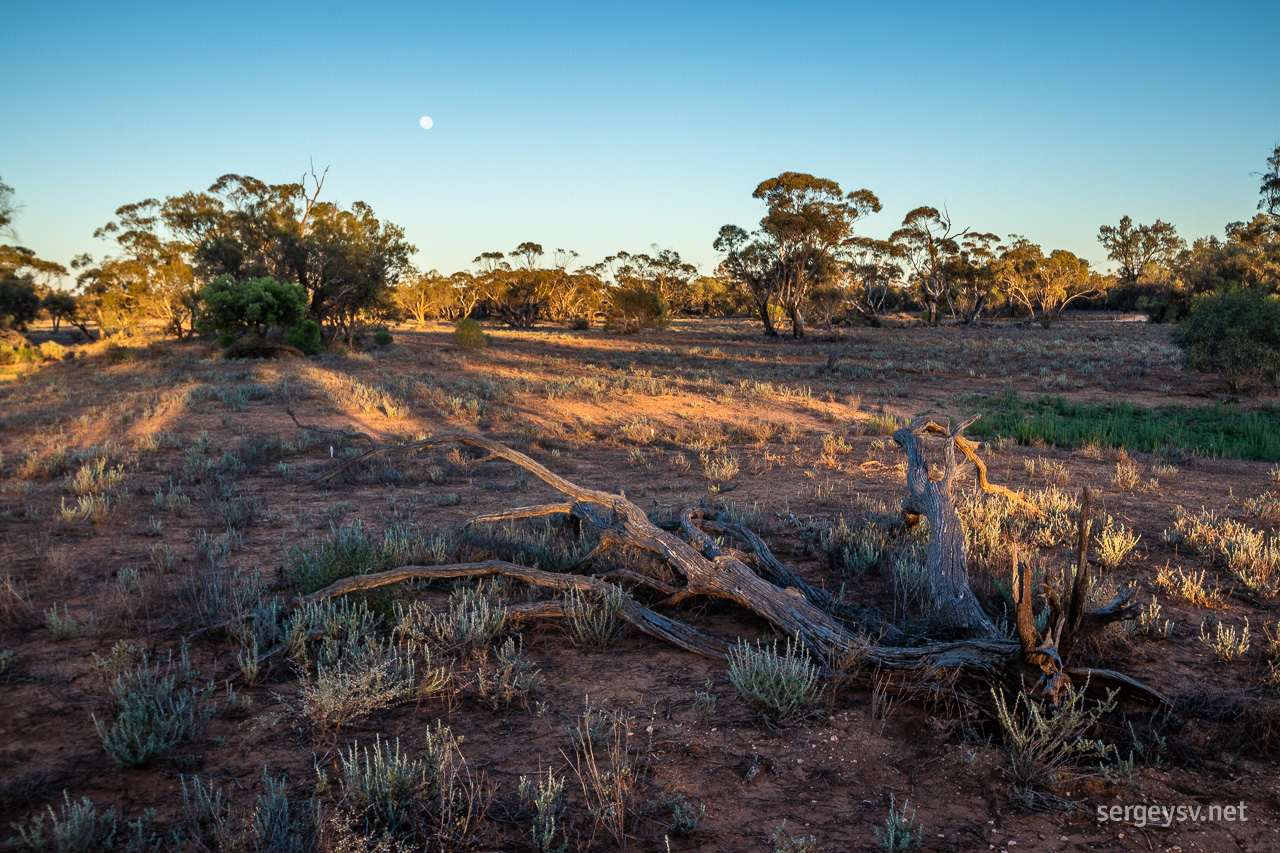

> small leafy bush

[
  {"left": 603, "top": 288, "right": 670, "bottom": 334},
  {"left": 285, "top": 319, "right": 323, "bottom": 355},
  {"left": 1171, "top": 287, "right": 1280, "bottom": 392},
  {"left": 453, "top": 317, "right": 488, "bottom": 351},
  {"left": 196, "top": 275, "right": 308, "bottom": 348}
]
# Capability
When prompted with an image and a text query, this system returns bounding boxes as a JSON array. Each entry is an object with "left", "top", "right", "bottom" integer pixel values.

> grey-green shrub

[
  {"left": 564, "top": 584, "right": 628, "bottom": 648},
  {"left": 335, "top": 724, "right": 477, "bottom": 848},
  {"left": 9, "top": 792, "right": 118, "bottom": 852},
  {"left": 727, "top": 638, "right": 821, "bottom": 723},
  {"left": 93, "top": 650, "right": 215, "bottom": 767}
]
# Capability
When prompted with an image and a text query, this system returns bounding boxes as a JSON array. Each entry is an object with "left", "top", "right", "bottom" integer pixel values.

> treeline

[{"left": 0, "top": 145, "right": 1277, "bottom": 353}]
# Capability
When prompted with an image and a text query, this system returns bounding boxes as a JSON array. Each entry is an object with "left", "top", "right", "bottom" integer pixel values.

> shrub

[
  {"left": 373, "top": 329, "right": 393, "bottom": 346},
  {"left": 603, "top": 287, "right": 670, "bottom": 334},
  {"left": 9, "top": 792, "right": 119, "bottom": 852},
  {"left": 285, "top": 319, "right": 323, "bottom": 355},
  {"left": 727, "top": 638, "right": 821, "bottom": 723},
  {"left": 875, "top": 793, "right": 923, "bottom": 853},
  {"left": 474, "top": 636, "right": 541, "bottom": 709},
  {"left": 1171, "top": 288, "right": 1280, "bottom": 392},
  {"left": 991, "top": 680, "right": 1116, "bottom": 796},
  {"left": 426, "top": 582, "right": 508, "bottom": 657},
  {"left": 38, "top": 340, "right": 67, "bottom": 361},
  {"left": 177, "top": 770, "right": 319, "bottom": 853},
  {"left": 93, "top": 650, "right": 215, "bottom": 767},
  {"left": 1199, "top": 618, "right": 1251, "bottom": 661},
  {"left": 453, "top": 317, "right": 488, "bottom": 350},
  {"left": 770, "top": 821, "right": 824, "bottom": 853},
  {"left": 196, "top": 275, "right": 309, "bottom": 346},
  {"left": 564, "top": 583, "right": 628, "bottom": 647},
  {"left": 0, "top": 276, "right": 40, "bottom": 330},
  {"left": 518, "top": 768, "right": 566, "bottom": 853},
  {"left": 334, "top": 725, "right": 480, "bottom": 849},
  {"left": 285, "top": 522, "right": 382, "bottom": 594},
  {"left": 299, "top": 641, "right": 418, "bottom": 734}
]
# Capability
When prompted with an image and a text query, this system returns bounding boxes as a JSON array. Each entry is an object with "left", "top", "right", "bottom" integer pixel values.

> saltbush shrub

[{"left": 1171, "top": 288, "right": 1280, "bottom": 392}]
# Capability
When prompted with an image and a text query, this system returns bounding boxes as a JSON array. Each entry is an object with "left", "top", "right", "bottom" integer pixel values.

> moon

[{"left": 419, "top": 115, "right": 434, "bottom": 130}]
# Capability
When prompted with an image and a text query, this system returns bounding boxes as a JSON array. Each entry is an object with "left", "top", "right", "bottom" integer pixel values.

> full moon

[{"left": 419, "top": 115, "right": 434, "bottom": 130}]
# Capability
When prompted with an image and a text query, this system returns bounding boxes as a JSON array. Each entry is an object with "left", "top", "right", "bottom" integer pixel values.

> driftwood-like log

[
  {"left": 893, "top": 416, "right": 999, "bottom": 637},
  {"left": 283, "top": 409, "right": 1167, "bottom": 708}
]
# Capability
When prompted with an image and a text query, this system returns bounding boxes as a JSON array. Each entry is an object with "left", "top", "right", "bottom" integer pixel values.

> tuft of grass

[
  {"left": 1199, "top": 618, "right": 1251, "bottom": 662},
  {"left": 727, "top": 638, "right": 821, "bottom": 723}
]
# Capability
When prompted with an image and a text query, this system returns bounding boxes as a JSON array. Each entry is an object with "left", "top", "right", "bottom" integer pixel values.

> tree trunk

[
  {"left": 758, "top": 302, "right": 778, "bottom": 337},
  {"left": 894, "top": 417, "right": 997, "bottom": 637},
  {"left": 788, "top": 303, "right": 806, "bottom": 338}
]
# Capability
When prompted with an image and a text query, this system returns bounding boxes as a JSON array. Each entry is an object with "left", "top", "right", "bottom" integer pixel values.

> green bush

[
  {"left": 196, "top": 275, "right": 309, "bottom": 345},
  {"left": 453, "top": 317, "right": 488, "bottom": 350},
  {"left": 0, "top": 276, "right": 40, "bottom": 330},
  {"left": 373, "top": 329, "right": 393, "bottom": 346},
  {"left": 1171, "top": 288, "right": 1280, "bottom": 392},
  {"left": 603, "top": 288, "right": 670, "bottom": 334},
  {"left": 285, "top": 319, "right": 322, "bottom": 355}
]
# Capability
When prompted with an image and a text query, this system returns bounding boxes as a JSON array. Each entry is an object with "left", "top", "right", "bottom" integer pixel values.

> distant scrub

[
  {"left": 972, "top": 389, "right": 1280, "bottom": 462},
  {"left": 1172, "top": 288, "right": 1280, "bottom": 393}
]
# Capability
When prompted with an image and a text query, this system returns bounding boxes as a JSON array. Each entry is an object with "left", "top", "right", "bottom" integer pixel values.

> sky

[{"left": 3, "top": 1, "right": 1278, "bottom": 282}]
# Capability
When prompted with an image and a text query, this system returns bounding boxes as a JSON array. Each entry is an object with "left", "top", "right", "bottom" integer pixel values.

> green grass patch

[{"left": 971, "top": 390, "right": 1280, "bottom": 462}]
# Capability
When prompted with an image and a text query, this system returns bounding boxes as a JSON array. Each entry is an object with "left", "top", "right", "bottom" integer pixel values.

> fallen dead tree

[{"left": 279, "top": 409, "right": 1166, "bottom": 708}]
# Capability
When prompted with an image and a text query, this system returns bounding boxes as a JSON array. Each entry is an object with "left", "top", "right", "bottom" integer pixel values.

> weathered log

[{"left": 281, "top": 409, "right": 1168, "bottom": 709}]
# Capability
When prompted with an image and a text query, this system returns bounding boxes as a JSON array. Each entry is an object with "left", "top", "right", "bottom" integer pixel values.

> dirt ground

[{"left": 2, "top": 316, "right": 1279, "bottom": 852}]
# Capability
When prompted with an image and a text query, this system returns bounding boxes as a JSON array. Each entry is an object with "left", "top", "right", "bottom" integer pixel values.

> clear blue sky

[{"left": 3, "top": 1, "right": 1278, "bottom": 280}]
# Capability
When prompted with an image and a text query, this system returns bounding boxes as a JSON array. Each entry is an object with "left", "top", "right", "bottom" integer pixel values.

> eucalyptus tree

[
  {"left": 1096, "top": 215, "right": 1183, "bottom": 286},
  {"left": 889, "top": 206, "right": 997, "bottom": 324},
  {"left": 715, "top": 172, "right": 880, "bottom": 337}
]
